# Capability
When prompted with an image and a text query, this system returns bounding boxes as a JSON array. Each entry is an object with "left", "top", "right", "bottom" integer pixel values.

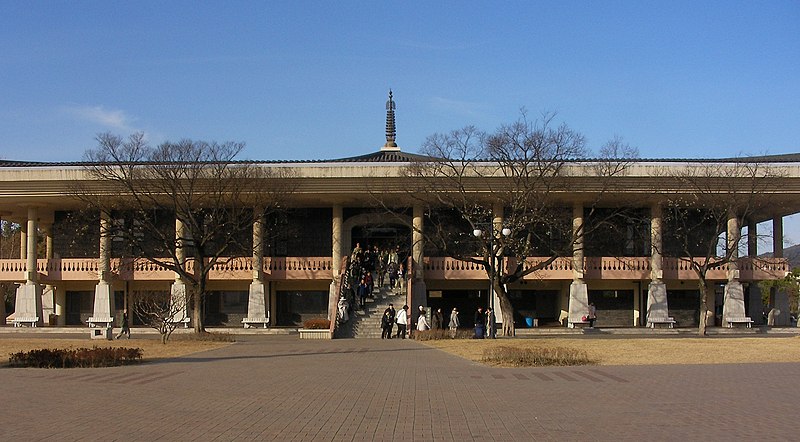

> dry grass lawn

[
  {"left": 426, "top": 336, "right": 800, "bottom": 366},
  {"left": 0, "top": 337, "right": 230, "bottom": 366}
]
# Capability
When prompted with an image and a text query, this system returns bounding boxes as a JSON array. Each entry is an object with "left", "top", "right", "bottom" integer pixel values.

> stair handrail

[{"left": 331, "top": 255, "right": 350, "bottom": 337}]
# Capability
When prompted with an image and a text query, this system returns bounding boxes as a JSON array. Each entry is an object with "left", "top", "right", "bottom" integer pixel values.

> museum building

[{"left": 0, "top": 99, "right": 797, "bottom": 332}]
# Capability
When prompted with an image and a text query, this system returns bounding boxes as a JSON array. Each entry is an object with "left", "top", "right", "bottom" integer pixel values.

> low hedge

[{"left": 9, "top": 347, "right": 143, "bottom": 368}]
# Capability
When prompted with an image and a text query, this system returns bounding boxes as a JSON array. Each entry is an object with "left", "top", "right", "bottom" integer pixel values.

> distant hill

[{"left": 761, "top": 244, "right": 800, "bottom": 269}]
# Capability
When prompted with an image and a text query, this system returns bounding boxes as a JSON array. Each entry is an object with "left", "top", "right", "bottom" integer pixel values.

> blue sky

[{"left": 1, "top": 1, "right": 799, "bottom": 246}]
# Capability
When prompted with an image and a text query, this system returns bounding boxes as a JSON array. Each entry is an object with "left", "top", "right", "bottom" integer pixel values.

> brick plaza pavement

[{"left": 1, "top": 334, "right": 798, "bottom": 441}]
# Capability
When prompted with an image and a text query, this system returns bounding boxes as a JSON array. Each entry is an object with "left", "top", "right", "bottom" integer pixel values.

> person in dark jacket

[
  {"left": 382, "top": 304, "right": 396, "bottom": 339},
  {"left": 432, "top": 308, "right": 444, "bottom": 330},
  {"left": 474, "top": 307, "right": 485, "bottom": 339}
]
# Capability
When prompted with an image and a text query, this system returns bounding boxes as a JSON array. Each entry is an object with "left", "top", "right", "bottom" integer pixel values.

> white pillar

[
  {"left": 246, "top": 208, "right": 268, "bottom": 327},
  {"left": 411, "top": 204, "right": 427, "bottom": 314},
  {"left": 722, "top": 212, "right": 745, "bottom": 326},
  {"left": 90, "top": 211, "right": 115, "bottom": 327},
  {"left": 14, "top": 207, "right": 43, "bottom": 325},
  {"left": 568, "top": 203, "right": 589, "bottom": 327},
  {"left": 647, "top": 204, "right": 669, "bottom": 326},
  {"left": 40, "top": 222, "right": 55, "bottom": 325},
  {"left": 170, "top": 217, "right": 189, "bottom": 326},
  {"left": 328, "top": 205, "right": 343, "bottom": 325}
]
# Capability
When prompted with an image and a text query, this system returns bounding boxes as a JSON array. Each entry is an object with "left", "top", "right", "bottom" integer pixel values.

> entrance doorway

[{"left": 350, "top": 224, "right": 410, "bottom": 252}]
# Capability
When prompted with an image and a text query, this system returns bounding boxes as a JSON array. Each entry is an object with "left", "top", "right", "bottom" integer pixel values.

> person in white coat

[
  {"left": 416, "top": 306, "right": 430, "bottom": 332},
  {"left": 395, "top": 305, "right": 409, "bottom": 339}
]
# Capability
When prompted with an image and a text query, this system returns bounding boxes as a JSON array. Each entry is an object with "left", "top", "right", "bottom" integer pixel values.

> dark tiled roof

[{"left": 1, "top": 152, "right": 799, "bottom": 168}]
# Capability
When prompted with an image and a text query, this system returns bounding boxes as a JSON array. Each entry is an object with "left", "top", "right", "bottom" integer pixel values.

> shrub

[
  {"left": 303, "top": 318, "right": 331, "bottom": 329},
  {"left": 482, "top": 345, "right": 597, "bottom": 367},
  {"left": 413, "top": 328, "right": 474, "bottom": 340},
  {"left": 8, "top": 347, "right": 143, "bottom": 368},
  {"left": 172, "top": 332, "right": 236, "bottom": 342}
]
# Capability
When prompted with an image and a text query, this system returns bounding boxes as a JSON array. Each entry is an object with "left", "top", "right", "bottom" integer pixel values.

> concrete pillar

[
  {"left": 14, "top": 207, "right": 42, "bottom": 325},
  {"left": 40, "top": 222, "right": 55, "bottom": 325},
  {"left": 19, "top": 222, "right": 26, "bottom": 260},
  {"left": 54, "top": 286, "right": 66, "bottom": 326},
  {"left": 411, "top": 204, "right": 427, "bottom": 315},
  {"left": 246, "top": 208, "right": 268, "bottom": 327},
  {"left": 90, "top": 211, "right": 115, "bottom": 327},
  {"left": 773, "top": 216, "right": 783, "bottom": 258},
  {"left": 170, "top": 217, "right": 189, "bottom": 325},
  {"left": 722, "top": 212, "right": 745, "bottom": 326},
  {"left": 647, "top": 204, "right": 669, "bottom": 326},
  {"left": 746, "top": 221, "right": 765, "bottom": 325},
  {"left": 769, "top": 216, "right": 789, "bottom": 325},
  {"left": 328, "top": 205, "right": 343, "bottom": 324},
  {"left": 568, "top": 203, "right": 589, "bottom": 327}
]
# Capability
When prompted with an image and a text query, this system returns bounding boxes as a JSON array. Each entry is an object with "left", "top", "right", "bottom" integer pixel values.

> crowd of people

[
  {"left": 379, "top": 304, "right": 501, "bottom": 339},
  {"left": 337, "top": 242, "right": 504, "bottom": 339}
]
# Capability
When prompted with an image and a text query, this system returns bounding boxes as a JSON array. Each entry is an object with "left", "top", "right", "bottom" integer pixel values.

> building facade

[{"left": 1, "top": 107, "right": 798, "bottom": 331}]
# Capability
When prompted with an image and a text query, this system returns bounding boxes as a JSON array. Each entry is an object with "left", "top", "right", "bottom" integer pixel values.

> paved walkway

[{"left": 1, "top": 335, "right": 798, "bottom": 441}]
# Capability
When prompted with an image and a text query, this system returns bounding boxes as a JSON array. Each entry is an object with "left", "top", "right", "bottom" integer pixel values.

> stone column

[
  {"left": 490, "top": 203, "right": 503, "bottom": 325},
  {"left": 14, "top": 207, "right": 43, "bottom": 325},
  {"left": 328, "top": 205, "right": 343, "bottom": 324},
  {"left": 567, "top": 203, "right": 589, "bottom": 327},
  {"left": 647, "top": 204, "right": 669, "bottom": 326},
  {"left": 90, "top": 211, "right": 115, "bottom": 328},
  {"left": 773, "top": 216, "right": 784, "bottom": 258},
  {"left": 747, "top": 220, "right": 765, "bottom": 325},
  {"left": 170, "top": 217, "right": 189, "bottom": 326},
  {"left": 19, "top": 222, "right": 26, "bottom": 260},
  {"left": 40, "top": 222, "right": 55, "bottom": 325},
  {"left": 411, "top": 204, "right": 427, "bottom": 314},
  {"left": 245, "top": 208, "right": 269, "bottom": 327},
  {"left": 722, "top": 211, "right": 745, "bottom": 326}
]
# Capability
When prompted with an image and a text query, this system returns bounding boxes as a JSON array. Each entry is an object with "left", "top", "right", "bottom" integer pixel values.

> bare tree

[
  {"left": 131, "top": 290, "right": 189, "bottom": 344},
  {"left": 401, "top": 112, "right": 636, "bottom": 336},
  {"left": 655, "top": 160, "right": 785, "bottom": 335},
  {"left": 77, "top": 133, "right": 293, "bottom": 333}
]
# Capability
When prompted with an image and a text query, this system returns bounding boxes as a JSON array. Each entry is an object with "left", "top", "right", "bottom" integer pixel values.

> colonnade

[{"left": 2, "top": 203, "right": 791, "bottom": 328}]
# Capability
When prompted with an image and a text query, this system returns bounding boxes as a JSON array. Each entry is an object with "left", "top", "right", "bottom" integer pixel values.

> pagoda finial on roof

[{"left": 383, "top": 89, "right": 399, "bottom": 150}]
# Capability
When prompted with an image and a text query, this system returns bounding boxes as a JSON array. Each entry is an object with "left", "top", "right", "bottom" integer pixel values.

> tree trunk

[
  {"left": 495, "top": 282, "right": 515, "bottom": 337},
  {"left": 193, "top": 262, "right": 206, "bottom": 333}
]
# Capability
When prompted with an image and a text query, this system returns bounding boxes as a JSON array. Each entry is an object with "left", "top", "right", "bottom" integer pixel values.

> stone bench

[
  {"left": 170, "top": 317, "right": 191, "bottom": 328},
  {"left": 242, "top": 317, "right": 270, "bottom": 329},
  {"left": 727, "top": 317, "right": 754, "bottom": 328},
  {"left": 12, "top": 316, "right": 39, "bottom": 327},
  {"left": 87, "top": 317, "right": 113, "bottom": 328},
  {"left": 568, "top": 320, "right": 591, "bottom": 328},
  {"left": 648, "top": 317, "right": 676, "bottom": 328}
]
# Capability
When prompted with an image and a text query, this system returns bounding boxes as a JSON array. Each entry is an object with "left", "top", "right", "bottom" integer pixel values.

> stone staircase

[{"left": 336, "top": 286, "right": 406, "bottom": 338}]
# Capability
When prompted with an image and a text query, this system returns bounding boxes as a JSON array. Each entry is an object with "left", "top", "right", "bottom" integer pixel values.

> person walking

[
  {"left": 432, "top": 308, "right": 444, "bottom": 330},
  {"left": 449, "top": 308, "right": 460, "bottom": 338},
  {"left": 115, "top": 309, "right": 130, "bottom": 340},
  {"left": 357, "top": 278, "right": 369, "bottom": 309},
  {"left": 396, "top": 305, "right": 409, "bottom": 339},
  {"left": 417, "top": 307, "right": 430, "bottom": 332},
  {"left": 474, "top": 307, "right": 485, "bottom": 339},
  {"left": 588, "top": 302, "right": 597, "bottom": 328},
  {"left": 382, "top": 304, "right": 396, "bottom": 339}
]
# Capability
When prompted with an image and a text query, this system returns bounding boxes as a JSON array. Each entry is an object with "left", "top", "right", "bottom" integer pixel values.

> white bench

[
  {"left": 648, "top": 317, "right": 676, "bottom": 328},
  {"left": 727, "top": 317, "right": 754, "bottom": 328},
  {"left": 12, "top": 316, "right": 39, "bottom": 327},
  {"left": 87, "top": 317, "right": 114, "bottom": 328},
  {"left": 569, "top": 320, "right": 591, "bottom": 328},
  {"left": 170, "top": 317, "right": 191, "bottom": 328},
  {"left": 242, "top": 317, "right": 270, "bottom": 329}
]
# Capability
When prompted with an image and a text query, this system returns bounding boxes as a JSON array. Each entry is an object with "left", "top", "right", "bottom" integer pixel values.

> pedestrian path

[{"left": 1, "top": 334, "right": 798, "bottom": 440}]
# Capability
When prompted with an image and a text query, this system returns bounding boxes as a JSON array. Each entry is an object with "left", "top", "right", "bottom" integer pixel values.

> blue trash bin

[{"left": 525, "top": 317, "right": 534, "bottom": 328}]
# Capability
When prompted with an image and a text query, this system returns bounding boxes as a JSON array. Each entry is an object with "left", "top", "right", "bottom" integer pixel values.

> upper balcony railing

[
  {"left": 422, "top": 256, "right": 788, "bottom": 281},
  {"left": 0, "top": 255, "right": 787, "bottom": 283},
  {"left": 0, "top": 257, "right": 333, "bottom": 282}
]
